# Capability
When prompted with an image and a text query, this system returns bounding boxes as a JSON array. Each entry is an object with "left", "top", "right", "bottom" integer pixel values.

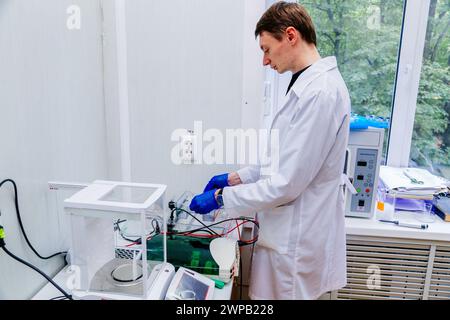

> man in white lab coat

[{"left": 190, "top": 1, "right": 350, "bottom": 300}]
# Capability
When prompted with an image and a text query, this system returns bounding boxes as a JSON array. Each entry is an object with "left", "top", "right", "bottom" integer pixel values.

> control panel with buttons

[{"left": 350, "top": 148, "right": 378, "bottom": 214}]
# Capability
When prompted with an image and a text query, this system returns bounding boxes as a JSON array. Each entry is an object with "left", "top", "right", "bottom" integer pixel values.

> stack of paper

[{"left": 379, "top": 166, "right": 450, "bottom": 199}]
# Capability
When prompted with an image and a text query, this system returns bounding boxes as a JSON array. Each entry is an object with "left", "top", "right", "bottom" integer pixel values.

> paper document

[{"left": 379, "top": 166, "right": 449, "bottom": 199}]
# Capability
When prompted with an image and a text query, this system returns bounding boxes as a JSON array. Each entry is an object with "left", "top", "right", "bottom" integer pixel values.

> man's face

[{"left": 259, "top": 31, "right": 292, "bottom": 74}]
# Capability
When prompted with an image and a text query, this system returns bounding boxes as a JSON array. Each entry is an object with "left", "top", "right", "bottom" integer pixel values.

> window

[
  {"left": 301, "top": 0, "right": 405, "bottom": 160},
  {"left": 409, "top": 0, "right": 450, "bottom": 178}
]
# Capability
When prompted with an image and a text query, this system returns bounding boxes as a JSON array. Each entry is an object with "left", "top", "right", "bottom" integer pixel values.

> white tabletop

[
  {"left": 345, "top": 211, "right": 450, "bottom": 242},
  {"left": 32, "top": 265, "right": 233, "bottom": 300}
]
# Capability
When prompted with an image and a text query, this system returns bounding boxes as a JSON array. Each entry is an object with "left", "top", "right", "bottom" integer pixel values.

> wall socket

[{"left": 181, "top": 130, "right": 195, "bottom": 164}]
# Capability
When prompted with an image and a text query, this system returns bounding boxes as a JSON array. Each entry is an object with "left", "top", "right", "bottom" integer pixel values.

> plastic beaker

[{"left": 416, "top": 202, "right": 436, "bottom": 223}]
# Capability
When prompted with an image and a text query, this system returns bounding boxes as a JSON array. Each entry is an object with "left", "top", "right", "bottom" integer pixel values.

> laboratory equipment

[
  {"left": 168, "top": 191, "right": 192, "bottom": 227},
  {"left": 416, "top": 202, "right": 436, "bottom": 224},
  {"left": 147, "top": 235, "right": 239, "bottom": 283},
  {"left": 345, "top": 127, "right": 384, "bottom": 219},
  {"left": 165, "top": 267, "right": 215, "bottom": 300},
  {"left": 64, "top": 180, "right": 175, "bottom": 300},
  {"left": 166, "top": 192, "right": 240, "bottom": 282}
]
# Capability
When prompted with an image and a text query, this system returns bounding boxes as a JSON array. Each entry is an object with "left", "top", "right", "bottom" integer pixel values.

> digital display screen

[
  {"left": 357, "top": 161, "right": 367, "bottom": 167},
  {"left": 357, "top": 175, "right": 364, "bottom": 181}
]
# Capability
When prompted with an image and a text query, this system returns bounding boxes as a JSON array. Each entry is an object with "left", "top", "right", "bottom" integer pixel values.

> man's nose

[{"left": 263, "top": 57, "right": 270, "bottom": 66}]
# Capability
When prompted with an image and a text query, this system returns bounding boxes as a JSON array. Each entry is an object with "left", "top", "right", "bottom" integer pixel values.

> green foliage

[{"left": 301, "top": 0, "right": 450, "bottom": 173}]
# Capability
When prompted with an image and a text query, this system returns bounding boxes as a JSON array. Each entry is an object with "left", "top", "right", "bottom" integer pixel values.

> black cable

[
  {"left": 184, "top": 229, "right": 214, "bottom": 236},
  {"left": 205, "top": 217, "right": 259, "bottom": 230},
  {"left": 169, "top": 211, "right": 259, "bottom": 237},
  {"left": 1, "top": 246, "right": 72, "bottom": 300},
  {"left": 115, "top": 218, "right": 160, "bottom": 244},
  {"left": 170, "top": 227, "right": 215, "bottom": 237},
  {"left": 113, "top": 219, "right": 127, "bottom": 231},
  {"left": 171, "top": 208, "right": 220, "bottom": 236},
  {"left": 50, "top": 295, "right": 69, "bottom": 300},
  {"left": 151, "top": 219, "right": 161, "bottom": 234},
  {"left": 0, "top": 179, "right": 67, "bottom": 260},
  {"left": 115, "top": 219, "right": 141, "bottom": 244}
]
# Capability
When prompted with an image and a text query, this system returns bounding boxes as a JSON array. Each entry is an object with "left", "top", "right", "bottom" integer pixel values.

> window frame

[{"left": 387, "top": 0, "right": 431, "bottom": 167}]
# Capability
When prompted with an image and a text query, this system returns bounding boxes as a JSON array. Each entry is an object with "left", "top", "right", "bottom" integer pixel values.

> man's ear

[{"left": 285, "top": 26, "right": 298, "bottom": 44}]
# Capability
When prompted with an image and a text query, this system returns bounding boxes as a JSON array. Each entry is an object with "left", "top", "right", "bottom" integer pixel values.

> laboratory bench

[{"left": 346, "top": 211, "right": 450, "bottom": 242}]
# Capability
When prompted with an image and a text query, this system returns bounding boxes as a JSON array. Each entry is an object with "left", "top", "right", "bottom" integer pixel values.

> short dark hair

[{"left": 255, "top": 1, "right": 317, "bottom": 46}]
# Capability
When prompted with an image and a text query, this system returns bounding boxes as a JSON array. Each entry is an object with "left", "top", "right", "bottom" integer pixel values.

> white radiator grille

[
  {"left": 337, "top": 239, "right": 430, "bottom": 300},
  {"left": 428, "top": 246, "right": 450, "bottom": 300}
]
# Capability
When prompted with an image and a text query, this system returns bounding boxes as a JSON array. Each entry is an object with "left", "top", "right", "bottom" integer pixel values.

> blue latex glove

[
  {"left": 204, "top": 173, "right": 229, "bottom": 192},
  {"left": 189, "top": 189, "right": 219, "bottom": 215}
]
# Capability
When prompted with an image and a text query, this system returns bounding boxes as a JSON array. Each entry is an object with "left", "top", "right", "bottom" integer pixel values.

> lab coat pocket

[{"left": 257, "top": 205, "right": 294, "bottom": 255}]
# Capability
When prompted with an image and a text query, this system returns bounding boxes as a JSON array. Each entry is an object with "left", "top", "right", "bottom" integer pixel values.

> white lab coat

[{"left": 223, "top": 57, "right": 350, "bottom": 300}]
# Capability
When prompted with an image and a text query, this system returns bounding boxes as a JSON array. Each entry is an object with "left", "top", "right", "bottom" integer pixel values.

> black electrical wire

[
  {"left": 50, "top": 295, "right": 69, "bottom": 300},
  {"left": 168, "top": 214, "right": 259, "bottom": 248},
  {"left": 151, "top": 219, "right": 161, "bottom": 234},
  {"left": 115, "top": 219, "right": 141, "bottom": 243},
  {"left": 171, "top": 208, "right": 220, "bottom": 236},
  {"left": 1, "top": 246, "right": 72, "bottom": 300},
  {"left": 115, "top": 218, "right": 161, "bottom": 244},
  {"left": 0, "top": 179, "right": 67, "bottom": 260},
  {"left": 204, "top": 216, "right": 259, "bottom": 230},
  {"left": 114, "top": 219, "right": 127, "bottom": 231},
  {"left": 169, "top": 209, "right": 259, "bottom": 238},
  {"left": 181, "top": 229, "right": 214, "bottom": 236},
  {"left": 179, "top": 218, "right": 259, "bottom": 243}
]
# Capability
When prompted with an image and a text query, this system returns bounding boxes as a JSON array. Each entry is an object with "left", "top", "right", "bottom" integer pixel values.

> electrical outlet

[{"left": 181, "top": 131, "right": 195, "bottom": 164}]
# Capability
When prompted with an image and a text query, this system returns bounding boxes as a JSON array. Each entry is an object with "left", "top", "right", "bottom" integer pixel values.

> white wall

[
  {"left": 0, "top": 0, "right": 107, "bottom": 299},
  {"left": 119, "top": 0, "right": 265, "bottom": 200},
  {"left": 0, "top": 0, "right": 266, "bottom": 299}
]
